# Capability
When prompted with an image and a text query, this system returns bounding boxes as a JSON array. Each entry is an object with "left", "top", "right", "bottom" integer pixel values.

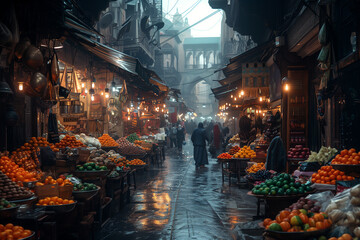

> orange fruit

[
  {"left": 342, "top": 233, "right": 352, "bottom": 240},
  {"left": 5, "top": 223, "right": 14, "bottom": 229}
]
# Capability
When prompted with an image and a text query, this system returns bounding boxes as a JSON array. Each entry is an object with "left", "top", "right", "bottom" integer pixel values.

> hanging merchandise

[
  {"left": 50, "top": 51, "right": 60, "bottom": 84},
  {"left": 23, "top": 45, "right": 43, "bottom": 70},
  {"left": 318, "top": 22, "right": 328, "bottom": 45},
  {"left": 58, "top": 65, "right": 70, "bottom": 98},
  {"left": 119, "top": 78, "right": 128, "bottom": 103},
  {"left": 30, "top": 72, "right": 47, "bottom": 94}
]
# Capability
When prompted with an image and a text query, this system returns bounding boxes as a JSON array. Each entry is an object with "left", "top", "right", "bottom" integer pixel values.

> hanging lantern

[
  {"left": 18, "top": 82, "right": 24, "bottom": 91},
  {"left": 105, "top": 88, "right": 109, "bottom": 98},
  {"left": 91, "top": 94, "right": 94, "bottom": 101}
]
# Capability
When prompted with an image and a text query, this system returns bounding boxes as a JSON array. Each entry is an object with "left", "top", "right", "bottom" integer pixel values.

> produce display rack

[
  {"left": 332, "top": 164, "right": 360, "bottom": 177},
  {"left": 247, "top": 190, "right": 315, "bottom": 218},
  {"left": 263, "top": 227, "right": 330, "bottom": 240},
  {"left": 219, "top": 158, "right": 251, "bottom": 186}
]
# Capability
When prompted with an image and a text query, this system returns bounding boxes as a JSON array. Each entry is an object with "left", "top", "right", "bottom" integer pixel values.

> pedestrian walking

[
  {"left": 170, "top": 124, "right": 177, "bottom": 148},
  {"left": 176, "top": 124, "right": 185, "bottom": 152},
  {"left": 191, "top": 122, "right": 209, "bottom": 168}
]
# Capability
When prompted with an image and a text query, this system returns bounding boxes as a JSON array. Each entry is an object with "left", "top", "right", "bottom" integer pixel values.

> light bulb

[
  {"left": 101, "top": 91, "right": 104, "bottom": 96},
  {"left": 112, "top": 87, "right": 116, "bottom": 92},
  {"left": 91, "top": 82, "right": 95, "bottom": 88},
  {"left": 127, "top": 116, "right": 130, "bottom": 120},
  {"left": 81, "top": 83, "right": 85, "bottom": 88},
  {"left": 284, "top": 83, "right": 289, "bottom": 91},
  {"left": 231, "top": 95, "right": 233, "bottom": 98},
  {"left": 91, "top": 95, "right": 94, "bottom": 101},
  {"left": 241, "top": 90, "right": 244, "bottom": 96},
  {"left": 85, "top": 88, "right": 88, "bottom": 94},
  {"left": 18, "top": 82, "right": 24, "bottom": 91},
  {"left": 234, "top": 97, "right": 237, "bottom": 101},
  {"left": 260, "top": 97, "right": 263, "bottom": 102},
  {"left": 105, "top": 93, "right": 109, "bottom": 98}
]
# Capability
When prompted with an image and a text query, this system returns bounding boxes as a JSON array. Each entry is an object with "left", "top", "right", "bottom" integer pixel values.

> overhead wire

[
  {"left": 160, "top": 9, "right": 221, "bottom": 45},
  {"left": 163, "top": 0, "right": 180, "bottom": 18},
  {"left": 163, "top": 0, "right": 201, "bottom": 31}
]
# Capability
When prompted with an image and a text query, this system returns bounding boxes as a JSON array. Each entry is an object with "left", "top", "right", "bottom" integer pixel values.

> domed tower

[{"left": 172, "top": 8, "right": 183, "bottom": 30}]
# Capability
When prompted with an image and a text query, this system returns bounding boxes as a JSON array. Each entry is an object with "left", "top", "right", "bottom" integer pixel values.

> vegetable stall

[{"left": 0, "top": 131, "right": 164, "bottom": 239}]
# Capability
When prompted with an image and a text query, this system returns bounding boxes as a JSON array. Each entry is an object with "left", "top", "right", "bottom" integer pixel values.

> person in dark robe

[
  {"left": 213, "top": 123, "right": 221, "bottom": 150},
  {"left": 191, "top": 122, "right": 209, "bottom": 168},
  {"left": 176, "top": 124, "right": 185, "bottom": 152},
  {"left": 239, "top": 112, "right": 252, "bottom": 147}
]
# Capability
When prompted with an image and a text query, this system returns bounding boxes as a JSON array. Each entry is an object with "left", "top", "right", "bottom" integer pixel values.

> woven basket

[
  {"left": 59, "top": 185, "right": 73, "bottom": 199},
  {"left": 35, "top": 184, "right": 59, "bottom": 199}
]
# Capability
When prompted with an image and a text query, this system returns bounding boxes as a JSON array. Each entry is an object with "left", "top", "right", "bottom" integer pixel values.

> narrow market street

[{"left": 98, "top": 139, "right": 262, "bottom": 240}]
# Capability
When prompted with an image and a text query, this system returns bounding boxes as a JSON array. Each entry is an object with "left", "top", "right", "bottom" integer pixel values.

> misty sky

[{"left": 162, "top": 0, "right": 222, "bottom": 37}]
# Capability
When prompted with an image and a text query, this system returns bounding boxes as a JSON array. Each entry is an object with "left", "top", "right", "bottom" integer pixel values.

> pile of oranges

[
  {"left": 328, "top": 233, "right": 353, "bottom": 240},
  {"left": 246, "top": 162, "right": 265, "bottom": 174},
  {"left": 263, "top": 210, "right": 332, "bottom": 232},
  {"left": 228, "top": 146, "right": 241, "bottom": 155},
  {"left": 331, "top": 148, "right": 360, "bottom": 165},
  {"left": 35, "top": 176, "right": 73, "bottom": 187},
  {"left": 311, "top": 166, "right": 354, "bottom": 185},
  {"left": 128, "top": 159, "right": 146, "bottom": 165},
  {"left": 55, "top": 135, "right": 85, "bottom": 149},
  {"left": 16, "top": 137, "right": 59, "bottom": 153},
  {"left": 0, "top": 223, "right": 33, "bottom": 240},
  {"left": 37, "top": 196, "right": 75, "bottom": 206},
  {"left": 10, "top": 151, "right": 38, "bottom": 172},
  {"left": 98, "top": 134, "right": 118, "bottom": 147},
  {"left": 232, "top": 146, "right": 256, "bottom": 159},
  {"left": 217, "top": 153, "right": 233, "bottom": 159},
  {"left": 0, "top": 156, "right": 38, "bottom": 184}
]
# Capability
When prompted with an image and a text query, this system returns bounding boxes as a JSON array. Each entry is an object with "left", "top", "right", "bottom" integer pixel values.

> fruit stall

[
  {"left": 216, "top": 137, "right": 360, "bottom": 239},
  {"left": 0, "top": 131, "right": 164, "bottom": 240}
]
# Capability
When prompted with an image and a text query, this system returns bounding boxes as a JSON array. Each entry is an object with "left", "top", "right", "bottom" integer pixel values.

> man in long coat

[{"left": 191, "top": 122, "right": 209, "bottom": 168}]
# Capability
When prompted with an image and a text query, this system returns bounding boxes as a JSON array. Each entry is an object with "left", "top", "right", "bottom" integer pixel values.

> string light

[
  {"left": 231, "top": 95, "right": 233, "bottom": 98},
  {"left": 91, "top": 95, "right": 94, "bottom": 101},
  {"left": 234, "top": 97, "right": 237, "bottom": 101},
  {"left": 85, "top": 88, "right": 88, "bottom": 94},
  {"left": 259, "top": 96, "right": 263, "bottom": 102},
  {"left": 240, "top": 90, "right": 244, "bottom": 96},
  {"left": 101, "top": 91, "right": 104, "bottom": 96},
  {"left": 91, "top": 82, "right": 95, "bottom": 88}
]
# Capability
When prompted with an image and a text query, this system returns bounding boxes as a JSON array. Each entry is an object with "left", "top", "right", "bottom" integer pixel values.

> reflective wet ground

[{"left": 97, "top": 140, "right": 263, "bottom": 240}]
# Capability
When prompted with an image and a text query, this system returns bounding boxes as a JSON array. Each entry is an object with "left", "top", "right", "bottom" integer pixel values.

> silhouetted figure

[{"left": 191, "top": 122, "right": 209, "bottom": 168}]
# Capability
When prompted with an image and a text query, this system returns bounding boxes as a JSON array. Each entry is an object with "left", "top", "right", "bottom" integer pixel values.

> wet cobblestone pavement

[{"left": 97, "top": 141, "right": 263, "bottom": 240}]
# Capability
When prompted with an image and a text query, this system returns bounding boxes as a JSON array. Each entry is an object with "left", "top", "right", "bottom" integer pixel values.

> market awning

[
  {"left": 146, "top": 69, "right": 169, "bottom": 92},
  {"left": 211, "top": 79, "right": 241, "bottom": 100},
  {"left": 74, "top": 33, "right": 143, "bottom": 77}
]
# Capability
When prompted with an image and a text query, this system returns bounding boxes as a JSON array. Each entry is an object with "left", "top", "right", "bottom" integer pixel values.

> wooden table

[{"left": 219, "top": 158, "right": 251, "bottom": 185}]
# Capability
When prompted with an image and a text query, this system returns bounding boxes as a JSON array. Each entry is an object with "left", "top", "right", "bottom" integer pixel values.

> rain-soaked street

[{"left": 97, "top": 139, "right": 263, "bottom": 240}]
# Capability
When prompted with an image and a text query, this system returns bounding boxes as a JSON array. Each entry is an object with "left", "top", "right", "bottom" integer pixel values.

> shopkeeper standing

[{"left": 238, "top": 111, "right": 252, "bottom": 147}]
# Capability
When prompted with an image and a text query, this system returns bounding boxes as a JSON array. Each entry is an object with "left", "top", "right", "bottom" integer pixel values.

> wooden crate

[{"left": 35, "top": 184, "right": 59, "bottom": 199}]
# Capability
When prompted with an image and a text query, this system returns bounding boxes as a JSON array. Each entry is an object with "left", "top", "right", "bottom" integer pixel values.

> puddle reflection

[{"left": 135, "top": 180, "right": 172, "bottom": 231}]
